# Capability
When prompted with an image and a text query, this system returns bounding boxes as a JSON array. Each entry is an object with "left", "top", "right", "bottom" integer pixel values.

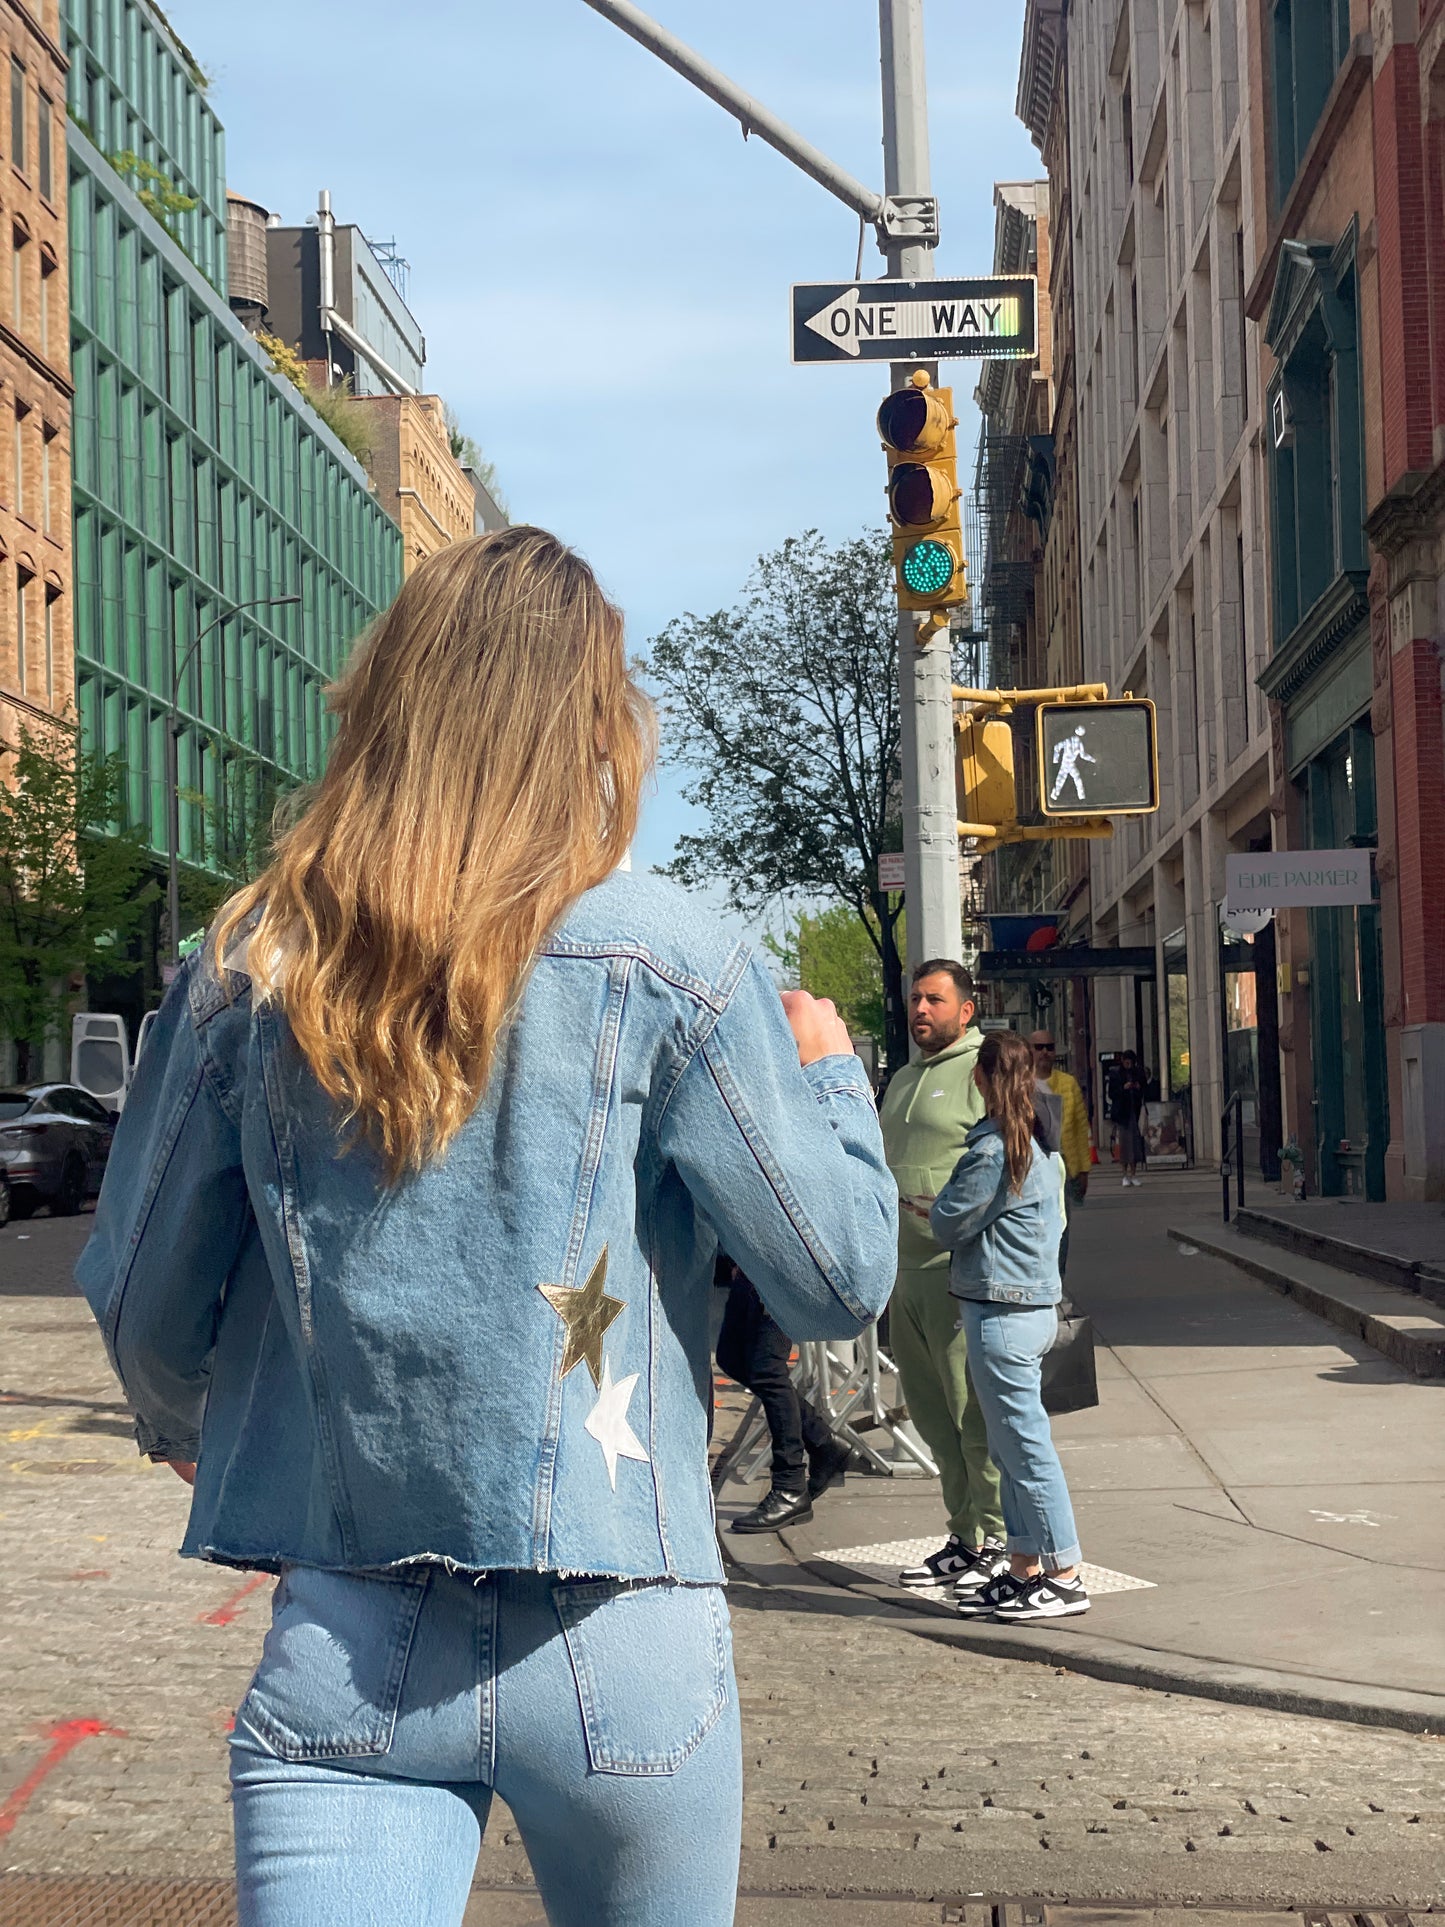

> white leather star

[{"left": 584, "top": 1355, "right": 649, "bottom": 1491}]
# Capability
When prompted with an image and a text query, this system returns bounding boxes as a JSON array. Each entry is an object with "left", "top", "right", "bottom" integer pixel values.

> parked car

[{"left": 0, "top": 1084, "right": 117, "bottom": 1217}]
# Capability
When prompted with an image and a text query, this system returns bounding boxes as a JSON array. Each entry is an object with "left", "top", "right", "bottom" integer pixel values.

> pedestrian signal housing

[
  {"left": 877, "top": 371, "right": 966, "bottom": 612},
  {"left": 1037, "top": 700, "right": 1159, "bottom": 817}
]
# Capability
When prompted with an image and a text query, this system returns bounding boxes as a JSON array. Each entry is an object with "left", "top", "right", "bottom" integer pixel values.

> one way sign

[{"left": 791, "top": 276, "right": 1037, "bottom": 365}]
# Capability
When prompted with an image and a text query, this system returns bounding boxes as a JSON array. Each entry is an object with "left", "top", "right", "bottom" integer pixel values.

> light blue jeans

[
  {"left": 229, "top": 1565, "right": 742, "bottom": 1927},
  {"left": 955, "top": 1300, "right": 1082, "bottom": 1571}
]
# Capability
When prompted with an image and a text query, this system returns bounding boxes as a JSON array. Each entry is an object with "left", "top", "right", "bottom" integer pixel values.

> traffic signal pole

[{"left": 879, "top": 0, "right": 960, "bottom": 975}]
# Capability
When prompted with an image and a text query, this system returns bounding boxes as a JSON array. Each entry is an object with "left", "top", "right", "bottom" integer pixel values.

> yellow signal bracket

[
  {"left": 951, "top": 683, "right": 1110, "bottom": 707},
  {"left": 966, "top": 819, "right": 1115, "bottom": 857}
]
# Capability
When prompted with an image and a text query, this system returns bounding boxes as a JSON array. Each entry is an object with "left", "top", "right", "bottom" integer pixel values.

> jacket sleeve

[
  {"left": 658, "top": 952, "right": 897, "bottom": 1338},
  {"left": 1061, "top": 1078, "right": 1091, "bottom": 1178},
  {"left": 929, "top": 1140, "right": 1010, "bottom": 1251},
  {"left": 74, "top": 959, "right": 252, "bottom": 1460}
]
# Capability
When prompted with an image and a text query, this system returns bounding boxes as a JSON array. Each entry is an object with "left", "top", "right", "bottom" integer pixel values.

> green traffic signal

[{"left": 900, "top": 538, "right": 955, "bottom": 597}]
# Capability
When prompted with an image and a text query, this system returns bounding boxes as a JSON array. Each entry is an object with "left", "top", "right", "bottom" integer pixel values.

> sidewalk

[{"left": 716, "top": 1171, "right": 1445, "bottom": 1731}]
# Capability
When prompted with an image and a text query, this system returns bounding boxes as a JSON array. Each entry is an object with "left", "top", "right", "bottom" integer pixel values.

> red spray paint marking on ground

[
  {"left": 198, "top": 1573, "right": 269, "bottom": 1627},
  {"left": 0, "top": 1720, "right": 123, "bottom": 1840}
]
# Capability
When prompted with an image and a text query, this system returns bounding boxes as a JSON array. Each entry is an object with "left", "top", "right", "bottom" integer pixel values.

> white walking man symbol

[{"left": 1050, "top": 724, "right": 1097, "bottom": 803}]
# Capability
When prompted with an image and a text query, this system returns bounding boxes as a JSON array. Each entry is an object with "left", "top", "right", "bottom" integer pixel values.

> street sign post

[
  {"left": 792, "top": 276, "right": 1037, "bottom": 364},
  {"left": 1037, "top": 700, "right": 1159, "bottom": 817}
]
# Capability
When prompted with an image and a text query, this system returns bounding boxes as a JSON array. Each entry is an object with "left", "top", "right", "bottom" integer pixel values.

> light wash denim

[
  {"left": 929, "top": 1119, "right": 1064, "bottom": 1306},
  {"left": 955, "top": 1301, "right": 1081, "bottom": 1571},
  {"left": 75, "top": 870, "right": 896, "bottom": 1585},
  {"left": 229, "top": 1563, "right": 742, "bottom": 1927}
]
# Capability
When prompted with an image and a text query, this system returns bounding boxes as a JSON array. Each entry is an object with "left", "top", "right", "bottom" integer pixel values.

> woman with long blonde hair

[{"left": 78, "top": 527, "right": 897, "bottom": 1927}]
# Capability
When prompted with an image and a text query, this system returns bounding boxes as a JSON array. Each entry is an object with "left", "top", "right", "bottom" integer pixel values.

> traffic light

[
  {"left": 1037, "top": 699, "right": 1159, "bottom": 816},
  {"left": 877, "top": 370, "right": 966, "bottom": 612},
  {"left": 957, "top": 713, "right": 1016, "bottom": 831}
]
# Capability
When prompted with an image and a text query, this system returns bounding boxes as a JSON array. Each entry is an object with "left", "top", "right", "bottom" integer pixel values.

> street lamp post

[{"left": 166, "top": 592, "right": 302, "bottom": 970}]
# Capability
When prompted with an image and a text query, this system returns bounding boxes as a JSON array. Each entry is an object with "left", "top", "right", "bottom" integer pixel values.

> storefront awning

[{"left": 976, "top": 946, "right": 1157, "bottom": 980}]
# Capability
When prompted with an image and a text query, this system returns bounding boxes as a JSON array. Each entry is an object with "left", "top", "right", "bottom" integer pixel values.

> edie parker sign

[
  {"left": 1226, "top": 850, "right": 1375, "bottom": 910},
  {"left": 791, "top": 277, "right": 1038, "bottom": 364}
]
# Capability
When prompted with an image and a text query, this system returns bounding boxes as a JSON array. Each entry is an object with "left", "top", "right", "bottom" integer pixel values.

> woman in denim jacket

[
  {"left": 928, "top": 1029, "right": 1089, "bottom": 1624},
  {"left": 77, "top": 528, "right": 897, "bottom": 1927}
]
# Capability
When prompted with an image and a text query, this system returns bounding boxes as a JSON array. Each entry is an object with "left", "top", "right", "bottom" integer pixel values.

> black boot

[
  {"left": 730, "top": 1487, "right": 813, "bottom": 1533},
  {"left": 805, "top": 1436, "right": 853, "bottom": 1499}
]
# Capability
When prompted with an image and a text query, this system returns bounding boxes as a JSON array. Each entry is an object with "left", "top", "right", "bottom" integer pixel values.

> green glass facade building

[{"left": 65, "top": 0, "right": 402, "bottom": 899}]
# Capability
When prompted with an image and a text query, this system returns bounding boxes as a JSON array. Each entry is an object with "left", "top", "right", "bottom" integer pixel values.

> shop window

[
  {"left": 1271, "top": 0, "right": 1350, "bottom": 201},
  {"left": 9, "top": 58, "right": 24, "bottom": 177}
]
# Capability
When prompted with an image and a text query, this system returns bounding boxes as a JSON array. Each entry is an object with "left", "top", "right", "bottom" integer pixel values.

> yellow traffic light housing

[
  {"left": 957, "top": 714, "right": 1016, "bottom": 832},
  {"left": 877, "top": 370, "right": 966, "bottom": 612}
]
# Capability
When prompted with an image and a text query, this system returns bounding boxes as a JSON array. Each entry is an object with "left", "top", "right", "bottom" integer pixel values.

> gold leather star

[{"left": 539, "top": 1247, "right": 625, "bottom": 1388}]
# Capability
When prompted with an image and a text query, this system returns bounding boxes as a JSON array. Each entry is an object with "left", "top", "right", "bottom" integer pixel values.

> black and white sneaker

[
  {"left": 990, "top": 1572, "right": 1091, "bottom": 1621},
  {"left": 953, "top": 1570, "right": 1025, "bottom": 1618},
  {"left": 950, "top": 1540, "right": 1010, "bottom": 1598},
  {"left": 898, "top": 1535, "right": 974, "bottom": 1588}
]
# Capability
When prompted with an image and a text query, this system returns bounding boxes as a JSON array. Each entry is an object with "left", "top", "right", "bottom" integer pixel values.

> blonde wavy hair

[{"left": 213, "top": 526, "right": 655, "bottom": 1179}]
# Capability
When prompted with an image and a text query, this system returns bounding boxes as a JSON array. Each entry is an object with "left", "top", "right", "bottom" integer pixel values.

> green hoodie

[{"left": 879, "top": 1027, "right": 985, "bottom": 1272}]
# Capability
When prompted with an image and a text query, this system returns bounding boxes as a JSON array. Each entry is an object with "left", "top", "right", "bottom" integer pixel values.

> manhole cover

[{"left": 0, "top": 1878, "right": 236, "bottom": 1926}]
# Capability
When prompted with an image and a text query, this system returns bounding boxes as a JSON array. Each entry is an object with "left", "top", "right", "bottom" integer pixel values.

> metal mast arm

[{"left": 580, "top": 0, "right": 885, "bottom": 225}]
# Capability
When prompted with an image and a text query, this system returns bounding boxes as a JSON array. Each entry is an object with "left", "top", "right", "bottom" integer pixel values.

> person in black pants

[{"left": 715, "top": 1259, "right": 851, "bottom": 1531}]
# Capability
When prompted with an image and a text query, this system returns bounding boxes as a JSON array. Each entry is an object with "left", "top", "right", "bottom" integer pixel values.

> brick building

[
  {"left": 355, "top": 392, "right": 476, "bottom": 573},
  {"left": 1245, "top": 0, "right": 1445, "bottom": 1199},
  {"left": 0, "top": 0, "right": 70, "bottom": 751}
]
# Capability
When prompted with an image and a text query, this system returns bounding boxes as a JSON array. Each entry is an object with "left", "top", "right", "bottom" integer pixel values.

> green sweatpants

[{"left": 890, "top": 1267, "right": 1004, "bottom": 1545}]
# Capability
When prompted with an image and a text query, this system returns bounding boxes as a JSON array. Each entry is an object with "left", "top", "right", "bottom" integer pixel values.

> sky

[{"left": 178, "top": 0, "right": 1040, "bottom": 898}]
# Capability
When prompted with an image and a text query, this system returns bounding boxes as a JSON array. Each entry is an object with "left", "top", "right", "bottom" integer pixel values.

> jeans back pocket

[
  {"left": 553, "top": 1579, "right": 730, "bottom": 1777},
  {"left": 236, "top": 1566, "right": 430, "bottom": 1763}
]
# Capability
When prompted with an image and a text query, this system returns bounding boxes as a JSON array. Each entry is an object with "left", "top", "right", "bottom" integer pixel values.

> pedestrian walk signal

[
  {"left": 1037, "top": 700, "right": 1158, "bottom": 817},
  {"left": 877, "top": 371, "right": 966, "bottom": 612}
]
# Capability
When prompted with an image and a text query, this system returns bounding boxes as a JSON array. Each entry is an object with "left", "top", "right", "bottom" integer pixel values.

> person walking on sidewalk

[
  {"left": 75, "top": 528, "right": 898, "bottom": 1927},
  {"left": 879, "top": 962, "right": 1007, "bottom": 1599},
  {"left": 930, "top": 1029, "right": 1090, "bottom": 1623},
  {"left": 1030, "top": 1031, "right": 1090, "bottom": 1276},
  {"left": 715, "top": 1258, "right": 852, "bottom": 1533},
  {"left": 1109, "top": 1049, "right": 1148, "bottom": 1186}
]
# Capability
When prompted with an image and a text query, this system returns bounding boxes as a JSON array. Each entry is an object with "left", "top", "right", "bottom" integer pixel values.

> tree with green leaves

[
  {"left": 646, "top": 529, "right": 912, "bottom": 1072},
  {"left": 765, "top": 901, "right": 892, "bottom": 1051},
  {"left": 0, "top": 723, "right": 156, "bottom": 1081}
]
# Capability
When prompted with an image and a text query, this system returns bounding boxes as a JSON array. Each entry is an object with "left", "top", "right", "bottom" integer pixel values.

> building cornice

[
  {"left": 1245, "top": 40, "right": 1373, "bottom": 323},
  {"left": 0, "top": 316, "right": 73, "bottom": 400},
  {"left": 1256, "top": 568, "right": 1370, "bottom": 705},
  {"left": 1016, "top": 0, "right": 1065, "bottom": 150},
  {"left": 1364, "top": 460, "right": 1445, "bottom": 557}
]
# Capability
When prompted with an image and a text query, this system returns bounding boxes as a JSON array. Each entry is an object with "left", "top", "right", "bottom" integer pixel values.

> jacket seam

[{"left": 102, "top": 1059, "right": 206, "bottom": 1357}]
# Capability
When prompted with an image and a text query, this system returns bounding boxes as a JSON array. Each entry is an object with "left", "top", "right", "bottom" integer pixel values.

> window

[
  {"left": 1122, "top": 80, "right": 1135, "bottom": 187},
  {"left": 12, "top": 406, "right": 24, "bottom": 522},
  {"left": 10, "top": 228, "right": 23, "bottom": 334},
  {"left": 9, "top": 59, "right": 24, "bottom": 177},
  {"left": 41, "top": 425, "right": 52, "bottom": 535},
  {"left": 43, "top": 586, "right": 56, "bottom": 704},
  {"left": 38, "top": 256, "right": 52, "bottom": 355},
  {"left": 1271, "top": 0, "right": 1350, "bottom": 199},
  {"left": 15, "top": 564, "right": 29, "bottom": 691},
  {"left": 36, "top": 89, "right": 50, "bottom": 200},
  {"left": 1266, "top": 247, "right": 1365, "bottom": 642}
]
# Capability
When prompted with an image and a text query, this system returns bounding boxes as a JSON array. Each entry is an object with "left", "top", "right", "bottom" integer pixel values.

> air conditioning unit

[{"left": 1271, "top": 389, "right": 1293, "bottom": 450}]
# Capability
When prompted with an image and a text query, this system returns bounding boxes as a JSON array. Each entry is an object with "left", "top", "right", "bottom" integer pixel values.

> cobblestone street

[{"left": 3, "top": 1216, "right": 1441, "bottom": 1911}]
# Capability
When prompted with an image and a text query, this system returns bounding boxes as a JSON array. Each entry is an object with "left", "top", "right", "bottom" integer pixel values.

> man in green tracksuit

[{"left": 880, "top": 959, "right": 1006, "bottom": 1596}]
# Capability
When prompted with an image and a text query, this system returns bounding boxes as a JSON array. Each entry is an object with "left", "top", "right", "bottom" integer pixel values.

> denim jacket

[
  {"left": 76, "top": 871, "right": 897, "bottom": 1585},
  {"left": 927, "top": 1118, "right": 1063, "bottom": 1306}
]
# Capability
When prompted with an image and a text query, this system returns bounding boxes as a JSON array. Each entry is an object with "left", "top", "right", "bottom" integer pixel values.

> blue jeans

[
  {"left": 955, "top": 1301, "right": 1082, "bottom": 1572},
  {"left": 230, "top": 1565, "right": 742, "bottom": 1926}
]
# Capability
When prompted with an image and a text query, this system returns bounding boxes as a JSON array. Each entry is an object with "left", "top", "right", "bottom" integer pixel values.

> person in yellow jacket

[{"left": 1030, "top": 1031, "right": 1090, "bottom": 1276}]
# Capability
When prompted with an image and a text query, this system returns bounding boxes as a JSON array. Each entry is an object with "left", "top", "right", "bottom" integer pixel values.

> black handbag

[{"left": 1041, "top": 1298, "right": 1099, "bottom": 1415}]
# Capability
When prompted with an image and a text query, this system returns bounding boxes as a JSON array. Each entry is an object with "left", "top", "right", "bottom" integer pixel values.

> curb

[
  {"left": 720, "top": 1527, "right": 1445, "bottom": 1736},
  {"left": 1167, "top": 1223, "right": 1445, "bottom": 1377}
]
